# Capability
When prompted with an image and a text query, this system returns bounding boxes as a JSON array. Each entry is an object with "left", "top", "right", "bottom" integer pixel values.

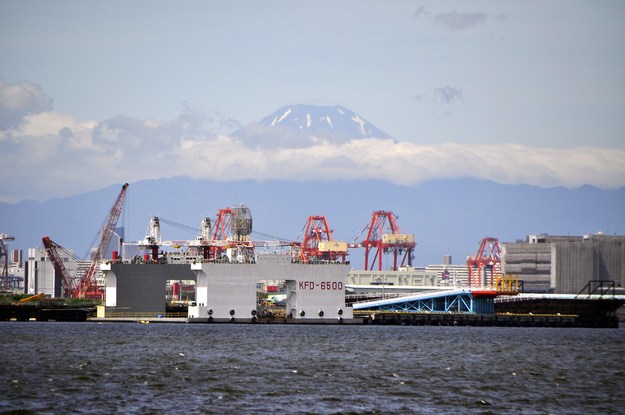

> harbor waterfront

[
  {"left": 7, "top": 196, "right": 624, "bottom": 329},
  {"left": 1, "top": 322, "right": 624, "bottom": 414},
  {"left": 2, "top": 290, "right": 623, "bottom": 327},
  {"left": 2, "top": 298, "right": 623, "bottom": 328}
]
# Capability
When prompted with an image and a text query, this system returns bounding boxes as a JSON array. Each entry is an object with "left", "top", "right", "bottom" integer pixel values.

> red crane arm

[
  {"left": 212, "top": 208, "right": 233, "bottom": 241},
  {"left": 466, "top": 237, "right": 502, "bottom": 287},
  {"left": 359, "top": 210, "right": 414, "bottom": 271},
  {"left": 74, "top": 183, "right": 129, "bottom": 298},
  {"left": 299, "top": 215, "right": 345, "bottom": 263}
]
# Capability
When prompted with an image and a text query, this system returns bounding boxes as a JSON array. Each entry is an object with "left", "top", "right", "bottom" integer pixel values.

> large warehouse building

[{"left": 502, "top": 233, "right": 625, "bottom": 294}]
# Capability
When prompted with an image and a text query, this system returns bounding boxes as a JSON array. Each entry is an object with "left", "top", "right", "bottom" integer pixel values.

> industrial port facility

[{"left": 2, "top": 183, "right": 624, "bottom": 326}]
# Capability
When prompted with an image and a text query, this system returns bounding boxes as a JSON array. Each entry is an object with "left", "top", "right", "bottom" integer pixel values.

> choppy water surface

[{"left": 1, "top": 322, "right": 624, "bottom": 414}]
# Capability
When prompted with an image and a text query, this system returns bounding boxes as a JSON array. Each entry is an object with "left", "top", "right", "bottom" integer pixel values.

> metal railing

[{"left": 575, "top": 280, "right": 616, "bottom": 299}]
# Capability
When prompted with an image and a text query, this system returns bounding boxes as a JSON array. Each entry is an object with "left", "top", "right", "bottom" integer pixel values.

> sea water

[{"left": 1, "top": 322, "right": 624, "bottom": 414}]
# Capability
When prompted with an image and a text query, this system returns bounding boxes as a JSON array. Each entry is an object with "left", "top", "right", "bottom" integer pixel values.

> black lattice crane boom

[
  {"left": 1, "top": 233, "right": 16, "bottom": 291},
  {"left": 41, "top": 236, "right": 75, "bottom": 298}
]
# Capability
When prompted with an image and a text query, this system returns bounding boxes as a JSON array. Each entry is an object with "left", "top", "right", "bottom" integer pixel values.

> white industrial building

[{"left": 26, "top": 247, "right": 102, "bottom": 297}]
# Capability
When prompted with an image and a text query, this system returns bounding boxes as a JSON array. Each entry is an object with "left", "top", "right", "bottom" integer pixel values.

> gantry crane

[
  {"left": 466, "top": 237, "right": 502, "bottom": 287},
  {"left": 351, "top": 210, "right": 415, "bottom": 271},
  {"left": 297, "top": 215, "right": 347, "bottom": 263},
  {"left": 42, "top": 183, "right": 129, "bottom": 299}
]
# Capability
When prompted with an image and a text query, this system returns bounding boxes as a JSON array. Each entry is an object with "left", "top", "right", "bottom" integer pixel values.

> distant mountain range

[
  {"left": 2, "top": 104, "right": 624, "bottom": 267},
  {"left": 2, "top": 177, "right": 623, "bottom": 268}
]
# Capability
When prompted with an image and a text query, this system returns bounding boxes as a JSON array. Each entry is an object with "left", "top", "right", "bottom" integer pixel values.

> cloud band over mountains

[{"left": 1, "top": 78, "right": 624, "bottom": 203}]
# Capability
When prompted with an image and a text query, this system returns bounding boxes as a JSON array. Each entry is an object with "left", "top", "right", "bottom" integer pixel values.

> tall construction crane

[
  {"left": 0, "top": 233, "right": 16, "bottom": 291},
  {"left": 42, "top": 183, "right": 129, "bottom": 299},
  {"left": 466, "top": 237, "right": 502, "bottom": 287},
  {"left": 352, "top": 210, "right": 415, "bottom": 271},
  {"left": 297, "top": 215, "right": 347, "bottom": 263}
]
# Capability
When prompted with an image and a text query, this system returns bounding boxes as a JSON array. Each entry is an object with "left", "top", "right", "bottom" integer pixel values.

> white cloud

[
  {"left": 434, "top": 11, "right": 487, "bottom": 32},
  {"left": 433, "top": 86, "right": 464, "bottom": 105},
  {"left": 414, "top": 86, "right": 465, "bottom": 118},
  {"left": 1, "top": 104, "right": 624, "bottom": 203},
  {"left": 0, "top": 78, "right": 53, "bottom": 130},
  {"left": 17, "top": 111, "right": 93, "bottom": 142},
  {"left": 414, "top": 7, "right": 488, "bottom": 32}
]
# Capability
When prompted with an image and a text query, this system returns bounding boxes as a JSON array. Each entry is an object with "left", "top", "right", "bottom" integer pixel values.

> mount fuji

[
  {"left": 260, "top": 104, "right": 391, "bottom": 139},
  {"left": 234, "top": 104, "right": 391, "bottom": 147}
]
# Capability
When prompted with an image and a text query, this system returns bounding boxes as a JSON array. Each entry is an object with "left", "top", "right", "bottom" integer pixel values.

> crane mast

[{"left": 1, "top": 233, "right": 16, "bottom": 291}]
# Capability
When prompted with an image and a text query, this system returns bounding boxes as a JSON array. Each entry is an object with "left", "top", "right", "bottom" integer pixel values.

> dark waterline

[{"left": 1, "top": 322, "right": 625, "bottom": 414}]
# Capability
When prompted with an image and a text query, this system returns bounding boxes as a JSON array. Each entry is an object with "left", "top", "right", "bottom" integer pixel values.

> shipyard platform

[{"left": 100, "top": 253, "right": 354, "bottom": 323}]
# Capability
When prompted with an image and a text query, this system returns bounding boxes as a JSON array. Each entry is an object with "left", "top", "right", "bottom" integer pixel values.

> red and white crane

[
  {"left": 297, "top": 215, "right": 347, "bottom": 263},
  {"left": 466, "top": 237, "right": 502, "bottom": 287},
  {"left": 351, "top": 210, "right": 415, "bottom": 271},
  {"left": 42, "top": 183, "right": 129, "bottom": 299}
]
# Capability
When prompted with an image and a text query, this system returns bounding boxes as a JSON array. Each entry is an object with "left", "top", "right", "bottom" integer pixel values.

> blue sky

[{"left": 1, "top": 1, "right": 625, "bottom": 202}]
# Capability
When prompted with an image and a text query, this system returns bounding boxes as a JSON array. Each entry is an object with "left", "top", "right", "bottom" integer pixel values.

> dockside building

[{"left": 502, "top": 233, "right": 625, "bottom": 294}]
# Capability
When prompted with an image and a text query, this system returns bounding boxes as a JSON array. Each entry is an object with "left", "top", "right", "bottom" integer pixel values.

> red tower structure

[
  {"left": 298, "top": 215, "right": 347, "bottom": 263},
  {"left": 354, "top": 210, "right": 415, "bottom": 271},
  {"left": 210, "top": 205, "right": 254, "bottom": 261},
  {"left": 466, "top": 237, "right": 502, "bottom": 287},
  {"left": 212, "top": 207, "right": 233, "bottom": 235}
]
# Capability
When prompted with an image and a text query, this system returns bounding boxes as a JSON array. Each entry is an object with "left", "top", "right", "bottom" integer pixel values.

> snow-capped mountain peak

[
  {"left": 259, "top": 104, "right": 391, "bottom": 139},
  {"left": 271, "top": 107, "right": 292, "bottom": 126}
]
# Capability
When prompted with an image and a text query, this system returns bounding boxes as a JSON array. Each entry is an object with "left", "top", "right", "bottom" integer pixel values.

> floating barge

[
  {"left": 100, "top": 253, "right": 355, "bottom": 323},
  {"left": 0, "top": 303, "right": 92, "bottom": 322}
]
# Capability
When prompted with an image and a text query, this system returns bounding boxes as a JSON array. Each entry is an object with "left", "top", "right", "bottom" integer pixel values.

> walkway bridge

[
  {"left": 351, "top": 284, "right": 625, "bottom": 319},
  {"left": 352, "top": 288, "right": 501, "bottom": 315}
]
